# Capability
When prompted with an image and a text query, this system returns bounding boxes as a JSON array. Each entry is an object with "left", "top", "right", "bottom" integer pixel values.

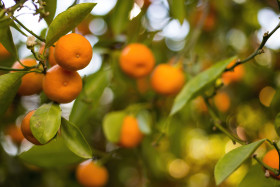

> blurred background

[{"left": 1, "top": 0, "right": 280, "bottom": 186}]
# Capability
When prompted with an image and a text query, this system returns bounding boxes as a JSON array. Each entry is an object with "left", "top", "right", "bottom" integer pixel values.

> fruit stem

[
  {"left": 253, "top": 154, "right": 280, "bottom": 176},
  {"left": 12, "top": 16, "right": 46, "bottom": 42},
  {"left": 204, "top": 97, "right": 246, "bottom": 145},
  {"left": 225, "top": 21, "right": 280, "bottom": 72}
]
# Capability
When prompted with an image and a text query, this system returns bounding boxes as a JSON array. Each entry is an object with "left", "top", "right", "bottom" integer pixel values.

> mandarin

[
  {"left": 0, "top": 43, "right": 10, "bottom": 60},
  {"left": 21, "top": 110, "right": 41, "bottom": 145},
  {"left": 5, "top": 124, "right": 24, "bottom": 145},
  {"left": 214, "top": 92, "right": 230, "bottom": 112},
  {"left": 262, "top": 149, "right": 280, "bottom": 179},
  {"left": 222, "top": 60, "right": 244, "bottom": 85},
  {"left": 76, "top": 161, "right": 108, "bottom": 187},
  {"left": 12, "top": 59, "right": 44, "bottom": 96},
  {"left": 54, "top": 33, "right": 92, "bottom": 71},
  {"left": 42, "top": 65, "right": 82, "bottom": 103},
  {"left": 119, "top": 43, "right": 155, "bottom": 78},
  {"left": 119, "top": 116, "right": 143, "bottom": 148},
  {"left": 151, "top": 64, "right": 185, "bottom": 95}
]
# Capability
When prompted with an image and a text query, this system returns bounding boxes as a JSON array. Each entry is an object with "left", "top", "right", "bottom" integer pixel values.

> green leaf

[
  {"left": 103, "top": 111, "right": 126, "bottom": 143},
  {"left": 110, "top": 0, "right": 134, "bottom": 35},
  {"left": 70, "top": 69, "right": 111, "bottom": 126},
  {"left": 45, "top": 3, "right": 96, "bottom": 47},
  {"left": 214, "top": 139, "right": 265, "bottom": 185},
  {"left": 239, "top": 164, "right": 279, "bottom": 187},
  {"left": 61, "top": 118, "right": 92, "bottom": 159},
  {"left": 168, "top": 0, "right": 186, "bottom": 24},
  {"left": 0, "top": 20, "right": 18, "bottom": 58},
  {"left": 170, "top": 56, "right": 236, "bottom": 116},
  {"left": 0, "top": 72, "right": 25, "bottom": 117},
  {"left": 44, "top": 0, "right": 57, "bottom": 25},
  {"left": 137, "top": 110, "right": 152, "bottom": 134},
  {"left": 30, "top": 103, "right": 61, "bottom": 144},
  {"left": 19, "top": 137, "right": 83, "bottom": 168},
  {"left": 275, "top": 113, "right": 280, "bottom": 137}
]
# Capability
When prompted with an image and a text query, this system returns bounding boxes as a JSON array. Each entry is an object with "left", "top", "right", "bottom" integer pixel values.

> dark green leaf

[
  {"left": 0, "top": 20, "right": 18, "bottom": 58},
  {"left": 275, "top": 113, "right": 280, "bottom": 137},
  {"left": 70, "top": 69, "right": 111, "bottom": 126},
  {"left": 0, "top": 72, "right": 25, "bottom": 117},
  {"left": 170, "top": 56, "right": 236, "bottom": 116},
  {"left": 103, "top": 111, "right": 126, "bottom": 143},
  {"left": 168, "top": 0, "right": 186, "bottom": 24},
  {"left": 239, "top": 164, "right": 280, "bottom": 187},
  {"left": 110, "top": 0, "right": 134, "bottom": 35},
  {"left": 45, "top": 3, "right": 96, "bottom": 47},
  {"left": 61, "top": 118, "right": 92, "bottom": 159},
  {"left": 44, "top": 0, "right": 57, "bottom": 25},
  {"left": 214, "top": 139, "right": 265, "bottom": 185},
  {"left": 19, "top": 137, "right": 83, "bottom": 168},
  {"left": 137, "top": 110, "right": 152, "bottom": 134},
  {"left": 30, "top": 103, "right": 61, "bottom": 144}
]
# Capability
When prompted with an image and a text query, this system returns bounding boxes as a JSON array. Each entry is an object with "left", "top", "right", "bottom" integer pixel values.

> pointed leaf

[
  {"left": 170, "top": 56, "right": 236, "bottom": 116},
  {"left": 70, "top": 69, "right": 111, "bottom": 126},
  {"left": 110, "top": 0, "right": 134, "bottom": 35},
  {"left": 44, "top": 0, "right": 57, "bottom": 25},
  {"left": 137, "top": 110, "right": 152, "bottom": 134},
  {"left": 239, "top": 164, "right": 278, "bottom": 187},
  {"left": 214, "top": 139, "right": 265, "bottom": 185},
  {"left": 0, "top": 72, "right": 25, "bottom": 117},
  {"left": 0, "top": 20, "right": 18, "bottom": 58},
  {"left": 45, "top": 3, "right": 96, "bottom": 47},
  {"left": 168, "top": 0, "right": 186, "bottom": 24},
  {"left": 103, "top": 111, "right": 126, "bottom": 143},
  {"left": 30, "top": 103, "right": 61, "bottom": 144},
  {"left": 19, "top": 137, "right": 83, "bottom": 168},
  {"left": 61, "top": 118, "right": 92, "bottom": 159},
  {"left": 275, "top": 113, "right": 280, "bottom": 137}
]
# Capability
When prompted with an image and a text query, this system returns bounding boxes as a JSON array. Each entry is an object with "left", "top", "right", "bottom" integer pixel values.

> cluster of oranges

[{"left": 119, "top": 43, "right": 186, "bottom": 95}]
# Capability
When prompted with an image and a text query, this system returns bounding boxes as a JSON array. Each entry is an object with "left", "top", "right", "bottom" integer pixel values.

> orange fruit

[
  {"left": 76, "top": 17, "right": 92, "bottom": 35},
  {"left": 262, "top": 149, "right": 280, "bottom": 179},
  {"left": 76, "top": 160, "right": 108, "bottom": 187},
  {"left": 0, "top": 43, "right": 10, "bottom": 60},
  {"left": 136, "top": 77, "right": 150, "bottom": 94},
  {"left": 214, "top": 92, "right": 230, "bottom": 112},
  {"left": 21, "top": 110, "right": 41, "bottom": 145},
  {"left": 42, "top": 65, "right": 82, "bottom": 103},
  {"left": 5, "top": 124, "right": 24, "bottom": 145},
  {"left": 119, "top": 43, "right": 155, "bottom": 78},
  {"left": 151, "top": 64, "right": 185, "bottom": 95},
  {"left": 119, "top": 116, "right": 143, "bottom": 148},
  {"left": 222, "top": 60, "right": 244, "bottom": 85},
  {"left": 54, "top": 33, "right": 93, "bottom": 71},
  {"left": 12, "top": 59, "right": 44, "bottom": 96}
]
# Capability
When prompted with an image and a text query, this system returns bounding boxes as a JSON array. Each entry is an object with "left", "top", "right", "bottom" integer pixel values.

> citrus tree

[{"left": 1, "top": 0, "right": 280, "bottom": 186}]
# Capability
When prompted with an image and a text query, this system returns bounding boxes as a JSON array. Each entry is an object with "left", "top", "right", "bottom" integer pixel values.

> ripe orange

[
  {"left": 76, "top": 160, "right": 108, "bottom": 187},
  {"left": 119, "top": 116, "right": 143, "bottom": 148},
  {"left": 151, "top": 64, "right": 185, "bottom": 95},
  {"left": 54, "top": 33, "right": 92, "bottom": 71},
  {"left": 222, "top": 60, "right": 244, "bottom": 85},
  {"left": 76, "top": 17, "right": 92, "bottom": 35},
  {"left": 42, "top": 65, "right": 82, "bottom": 103},
  {"left": 0, "top": 43, "right": 10, "bottom": 60},
  {"left": 119, "top": 43, "right": 155, "bottom": 78},
  {"left": 12, "top": 59, "right": 44, "bottom": 96},
  {"left": 262, "top": 149, "right": 280, "bottom": 179},
  {"left": 5, "top": 124, "right": 24, "bottom": 145},
  {"left": 21, "top": 110, "right": 41, "bottom": 145},
  {"left": 214, "top": 92, "right": 230, "bottom": 112}
]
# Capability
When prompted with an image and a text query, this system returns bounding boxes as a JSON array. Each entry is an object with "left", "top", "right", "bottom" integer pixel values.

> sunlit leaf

[
  {"left": 44, "top": 0, "right": 57, "bottom": 25},
  {"left": 45, "top": 3, "right": 96, "bottom": 47},
  {"left": 30, "top": 103, "right": 61, "bottom": 144},
  {"left": 214, "top": 139, "right": 265, "bottom": 185},
  {"left": 0, "top": 72, "right": 25, "bottom": 117},
  {"left": 61, "top": 118, "right": 92, "bottom": 159},
  {"left": 19, "top": 137, "right": 83, "bottom": 168},
  {"left": 170, "top": 56, "right": 236, "bottom": 116},
  {"left": 103, "top": 111, "right": 126, "bottom": 143}
]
